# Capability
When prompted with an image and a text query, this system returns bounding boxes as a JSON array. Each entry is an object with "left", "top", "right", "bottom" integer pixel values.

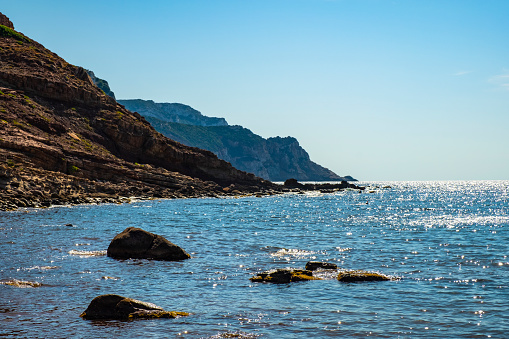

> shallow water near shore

[{"left": 1, "top": 180, "right": 508, "bottom": 338}]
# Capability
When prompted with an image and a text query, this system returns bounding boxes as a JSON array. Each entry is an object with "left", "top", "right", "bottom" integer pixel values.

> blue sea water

[{"left": 0, "top": 180, "right": 508, "bottom": 338}]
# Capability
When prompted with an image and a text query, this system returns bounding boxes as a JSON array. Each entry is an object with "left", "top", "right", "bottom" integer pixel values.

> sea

[{"left": 1, "top": 180, "right": 508, "bottom": 338}]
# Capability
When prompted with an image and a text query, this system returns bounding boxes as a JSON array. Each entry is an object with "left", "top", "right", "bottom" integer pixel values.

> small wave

[
  {"left": 312, "top": 269, "right": 341, "bottom": 280},
  {"left": 208, "top": 331, "right": 259, "bottom": 338},
  {"left": 270, "top": 248, "right": 317, "bottom": 258},
  {"left": 99, "top": 276, "right": 119, "bottom": 281},
  {"left": 23, "top": 265, "right": 60, "bottom": 271},
  {"left": 1, "top": 279, "right": 43, "bottom": 288},
  {"left": 68, "top": 250, "right": 106, "bottom": 257},
  {"left": 409, "top": 214, "right": 509, "bottom": 228}
]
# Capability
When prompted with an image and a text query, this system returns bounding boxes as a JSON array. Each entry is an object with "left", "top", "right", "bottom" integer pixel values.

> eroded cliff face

[
  {"left": 0, "top": 13, "right": 14, "bottom": 29},
  {"left": 119, "top": 98, "right": 349, "bottom": 182},
  {"left": 0, "top": 14, "right": 274, "bottom": 210},
  {"left": 86, "top": 70, "right": 116, "bottom": 99},
  {"left": 264, "top": 137, "right": 342, "bottom": 182},
  {"left": 144, "top": 118, "right": 347, "bottom": 182}
]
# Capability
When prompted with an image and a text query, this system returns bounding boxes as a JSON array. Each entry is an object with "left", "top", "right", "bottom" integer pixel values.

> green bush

[
  {"left": 68, "top": 165, "right": 79, "bottom": 174},
  {"left": 0, "top": 25, "right": 31, "bottom": 43}
]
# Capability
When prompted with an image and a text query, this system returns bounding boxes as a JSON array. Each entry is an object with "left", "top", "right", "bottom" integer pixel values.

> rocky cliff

[
  {"left": 0, "top": 14, "right": 275, "bottom": 210},
  {"left": 119, "top": 99, "right": 351, "bottom": 182},
  {"left": 86, "top": 70, "right": 116, "bottom": 99},
  {"left": 119, "top": 99, "right": 228, "bottom": 127},
  {"left": 0, "top": 13, "right": 14, "bottom": 29}
]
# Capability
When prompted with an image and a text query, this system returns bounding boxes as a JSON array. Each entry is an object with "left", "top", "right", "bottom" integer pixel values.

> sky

[{"left": 3, "top": 0, "right": 509, "bottom": 180}]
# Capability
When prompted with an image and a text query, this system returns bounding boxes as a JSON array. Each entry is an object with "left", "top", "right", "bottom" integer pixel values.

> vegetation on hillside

[{"left": 0, "top": 24, "right": 31, "bottom": 43}]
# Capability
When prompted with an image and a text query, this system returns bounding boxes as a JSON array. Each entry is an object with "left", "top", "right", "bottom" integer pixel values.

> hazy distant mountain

[
  {"left": 85, "top": 70, "right": 116, "bottom": 99},
  {"left": 119, "top": 99, "right": 353, "bottom": 182},
  {"left": 118, "top": 99, "right": 227, "bottom": 127}
]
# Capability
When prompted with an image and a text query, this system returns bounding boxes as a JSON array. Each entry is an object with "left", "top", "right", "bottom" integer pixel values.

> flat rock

[
  {"left": 250, "top": 268, "right": 320, "bottom": 284},
  {"left": 107, "top": 227, "right": 190, "bottom": 261},
  {"left": 337, "top": 270, "right": 392, "bottom": 282},
  {"left": 80, "top": 294, "right": 189, "bottom": 320},
  {"left": 305, "top": 261, "right": 338, "bottom": 271}
]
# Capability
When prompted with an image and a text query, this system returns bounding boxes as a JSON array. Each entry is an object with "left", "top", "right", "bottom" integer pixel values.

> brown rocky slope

[{"left": 0, "top": 15, "right": 276, "bottom": 210}]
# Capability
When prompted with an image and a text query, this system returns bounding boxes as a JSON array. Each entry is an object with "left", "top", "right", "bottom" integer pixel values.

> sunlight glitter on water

[
  {"left": 270, "top": 248, "right": 319, "bottom": 258},
  {"left": 0, "top": 180, "right": 508, "bottom": 338},
  {"left": 68, "top": 250, "right": 107, "bottom": 257}
]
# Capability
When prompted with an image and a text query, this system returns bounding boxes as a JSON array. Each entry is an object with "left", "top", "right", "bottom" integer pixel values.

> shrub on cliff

[{"left": 0, "top": 25, "right": 31, "bottom": 43}]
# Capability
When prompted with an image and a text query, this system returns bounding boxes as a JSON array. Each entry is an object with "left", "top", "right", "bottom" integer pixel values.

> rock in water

[
  {"left": 337, "top": 270, "right": 391, "bottom": 282},
  {"left": 80, "top": 294, "right": 189, "bottom": 320},
  {"left": 107, "top": 227, "right": 190, "bottom": 260},
  {"left": 283, "top": 178, "right": 303, "bottom": 188},
  {"left": 250, "top": 268, "right": 320, "bottom": 283},
  {"left": 305, "top": 261, "right": 338, "bottom": 271}
]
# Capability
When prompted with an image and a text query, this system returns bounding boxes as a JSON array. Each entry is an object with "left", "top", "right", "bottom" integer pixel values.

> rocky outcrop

[
  {"left": 336, "top": 270, "right": 392, "bottom": 282},
  {"left": 118, "top": 99, "right": 228, "bottom": 127},
  {"left": 107, "top": 227, "right": 190, "bottom": 260},
  {"left": 86, "top": 69, "right": 116, "bottom": 99},
  {"left": 284, "top": 179, "right": 364, "bottom": 192},
  {"left": 80, "top": 294, "right": 189, "bottom": 320},
  {"left": 249, "top": 268, "right": 320, "bottom": 283},
  {"left": 0, "top": 13, "right": 14, "bottom": 29},
  {"left": 0, "top": 13, "right": 276, "bottom": 210},
  {"left": 305, "top": 261, "right": 338, "bottom": 271},
  {"left": 0, "top": 25, "right": 112, "bottom": 108}
]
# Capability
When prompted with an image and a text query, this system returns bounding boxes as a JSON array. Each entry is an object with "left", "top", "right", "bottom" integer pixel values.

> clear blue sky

[{"left": 3, "top": 0, "right": 509, "bottom": 180}]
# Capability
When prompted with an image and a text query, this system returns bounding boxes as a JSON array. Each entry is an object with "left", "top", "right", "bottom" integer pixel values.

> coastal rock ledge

[
  {"left": 107, "top": 227, "right": 190, "bottom": 261},
  {"left": 80, "top": 294, "right": 189, "bottom": 320}
]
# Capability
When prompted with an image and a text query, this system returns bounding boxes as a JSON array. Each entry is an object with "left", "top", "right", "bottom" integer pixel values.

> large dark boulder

[
  {"left": 80, "top": 294, "right": 189, "bottom": 320},
  {"left": 107, "top": 227, "right": 190, "bottom": 260},
  {"left": 250, "top": 268, "right": 320, "bottom": 284}
]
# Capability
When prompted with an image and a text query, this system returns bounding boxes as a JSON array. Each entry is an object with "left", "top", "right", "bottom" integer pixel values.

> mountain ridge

[
  {"left": 119, "top": 99, "right": 228, "bottom": 127},
  {"left": 118, "top": 99, "right": 354, "bottom": 182}
]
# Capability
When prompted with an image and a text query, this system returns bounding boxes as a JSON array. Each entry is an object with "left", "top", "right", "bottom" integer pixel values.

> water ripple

[{"left": 0, "top": 180, "right": 507, "bottom": 338}]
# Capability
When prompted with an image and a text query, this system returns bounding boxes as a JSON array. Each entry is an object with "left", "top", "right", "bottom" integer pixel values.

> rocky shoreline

[
  {"left": 0, "top": 159, "right": 282, "bottom": 211},
  {"left": 0, "top": 14, "right": 277, "bottom": 211},
  {"left": 0, "top": 167, "right": 364, "bottom": 211},
  {"left": 0, "top": 14, "right": 365, "bottom": 212}
]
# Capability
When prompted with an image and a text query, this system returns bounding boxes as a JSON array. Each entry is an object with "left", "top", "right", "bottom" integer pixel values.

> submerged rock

[
  {"left": 250, "top": 268, "right": 320, "bottom": 284},
  {"left": 107, "top": 227, "right": 190, "bottom": 261},
  {"left": 1, "top": 279, "right": 42, "bottom": 288},
  {"left": 337, "top": 270, "right": 392, "bottom": 282},
  {"left": 80, "top": 294, "right": 189, "bottom": 320},
  {"left": 283, "top": 178, "right": 303, "bottom": 188},
  {"left": 283, "top": 179, "right": 364, "bottom": 192},
  {"left": 305, "top": 261, "right": 338, "bottom": 271}
]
